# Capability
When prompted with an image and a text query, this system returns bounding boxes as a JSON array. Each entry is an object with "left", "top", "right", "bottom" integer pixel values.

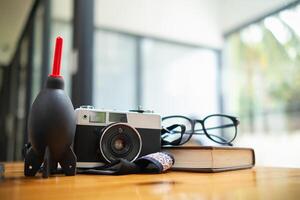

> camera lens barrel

[{"left": 99, "top": 123, "right": 142, "bottom": 163}]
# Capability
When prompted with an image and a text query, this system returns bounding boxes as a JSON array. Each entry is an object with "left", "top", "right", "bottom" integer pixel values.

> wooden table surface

[{"left": 0, "top": 163, "right": 300, "bottom": 200}]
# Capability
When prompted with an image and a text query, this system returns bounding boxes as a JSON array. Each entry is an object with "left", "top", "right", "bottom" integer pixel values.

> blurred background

[{"left": 0, "top": 0, "right": 300, "bottom": 167}]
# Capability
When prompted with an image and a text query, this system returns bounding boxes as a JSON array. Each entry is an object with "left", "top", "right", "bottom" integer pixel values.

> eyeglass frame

[{"left": 162, "top": 114, "right": 240, "bottom": 146}]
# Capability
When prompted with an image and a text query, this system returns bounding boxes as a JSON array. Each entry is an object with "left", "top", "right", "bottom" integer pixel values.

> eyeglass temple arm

[
  {"left": 161, "top": 124, "right": 186, "bottom": 146},
  {"left": 207, "top": 133, "right": 232, "bottom": 145},
  {"left": 199, "top": 123, "right": 236, "bottom": 131},
  {"left": 174, "top": 123, "right": 236, "bottom": 135},
  {"left": 191, "top": 131, "right": 231, "bottom": 143},
  {"left": 161, "top": 124, "right": 186, "bottom": 133}
]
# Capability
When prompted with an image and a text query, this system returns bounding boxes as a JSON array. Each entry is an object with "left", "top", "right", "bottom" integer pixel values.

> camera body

[{"left": 74, "top": 106, "right": 161, "bottom": 167}]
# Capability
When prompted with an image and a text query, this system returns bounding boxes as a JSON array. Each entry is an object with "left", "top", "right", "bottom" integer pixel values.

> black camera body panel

[{"left": 74, "top": 125, "right": 161, "bottom": 162}]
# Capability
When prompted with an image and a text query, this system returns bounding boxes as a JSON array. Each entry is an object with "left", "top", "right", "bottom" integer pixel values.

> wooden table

[{"left": 0, "top": 163, "right": 300, "bottom": 200}]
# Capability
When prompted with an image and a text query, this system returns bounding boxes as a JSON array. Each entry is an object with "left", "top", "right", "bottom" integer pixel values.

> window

[
  {"left": 141, "top": 39, "right": 219, "bottom": 117},
  {"left": 224, "top": 3, "right": 300, "bottom": 167},
  {"left": 31, "top": 4, "right": 43, "bottom": 103},
  {"left": 93, "top": 30, "right": 220, "bottom": 116},
  {"left": 93, "top": 30, "right": 137, "bottom": 110}
]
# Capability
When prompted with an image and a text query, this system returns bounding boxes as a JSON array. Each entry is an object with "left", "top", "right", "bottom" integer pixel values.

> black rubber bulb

[{"left": 24, "top": 37, "right": 77, "bottom": 178}]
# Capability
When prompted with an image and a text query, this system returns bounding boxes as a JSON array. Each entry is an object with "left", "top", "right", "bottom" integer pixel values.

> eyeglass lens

[{"left": 197, "top": 115, "right": 236, "bottom": 144}]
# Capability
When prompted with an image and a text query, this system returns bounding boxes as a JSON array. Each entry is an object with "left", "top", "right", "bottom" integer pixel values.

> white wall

[{"left": 94, "top": 0, "right": 223, "bottom": 48}]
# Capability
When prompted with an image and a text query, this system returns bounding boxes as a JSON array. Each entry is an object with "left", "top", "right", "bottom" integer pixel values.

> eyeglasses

[{"left": 161, "top": 114, "right": 239, "bottom": 146}]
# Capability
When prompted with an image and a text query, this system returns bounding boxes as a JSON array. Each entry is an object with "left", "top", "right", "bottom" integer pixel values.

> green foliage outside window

[{"left": 225, "top": 4, "right": 300, "bottom": 134}]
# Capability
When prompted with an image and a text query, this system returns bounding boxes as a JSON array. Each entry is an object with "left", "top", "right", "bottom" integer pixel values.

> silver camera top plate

[{"left": 75, "top": 107, "right": 161, "bottom": 129}]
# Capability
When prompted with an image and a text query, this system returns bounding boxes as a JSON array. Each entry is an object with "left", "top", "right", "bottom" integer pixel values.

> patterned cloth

[{"left": 136, "top": 152, "right": 174, "bottom": 172}]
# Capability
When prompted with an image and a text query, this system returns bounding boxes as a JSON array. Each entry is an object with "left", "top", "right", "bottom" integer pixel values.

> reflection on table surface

[{"left": 1, "top": 163, "right": 300, "bottom": 200}]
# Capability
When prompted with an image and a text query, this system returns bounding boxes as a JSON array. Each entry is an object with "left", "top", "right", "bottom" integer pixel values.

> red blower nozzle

[{"left": 50, "top": 37, "right": 63, "bottom": 77}]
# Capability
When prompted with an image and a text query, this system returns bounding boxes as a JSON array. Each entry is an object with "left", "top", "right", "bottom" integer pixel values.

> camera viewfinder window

[
  {"left": 89, "top": 112, "right": 106, "bottom": 123},
  {"left": 109, "top": 113, "right": 128, "bottom": 123}
]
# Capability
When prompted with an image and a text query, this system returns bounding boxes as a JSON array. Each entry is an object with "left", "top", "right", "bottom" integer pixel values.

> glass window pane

[
  {"left": 224, "top": 3, "right": 300, "bottom": 167},
  {"left": 141, "top": 39, "right": 218, "bottom": 117},
  {"left": 93, "top": 30, "right": 137, "bottom": 110},
  {"left": 31, "top": 5, "right": 44, "bottom": 103}
]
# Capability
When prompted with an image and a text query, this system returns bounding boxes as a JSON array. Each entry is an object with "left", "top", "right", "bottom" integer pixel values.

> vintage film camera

[{"left": 74, "top": 106, "right": 162, "bottom": 167}]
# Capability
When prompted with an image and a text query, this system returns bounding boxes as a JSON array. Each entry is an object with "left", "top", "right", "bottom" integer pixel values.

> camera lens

[
  {"left": 99, "top": 123, "right": 142, "bottom": 163},
  {"left": 110, "top": 134, "right": 131, "bottom": 155},
  {"left": 113, "top": 139, "right": 125, "bottom": 150}
]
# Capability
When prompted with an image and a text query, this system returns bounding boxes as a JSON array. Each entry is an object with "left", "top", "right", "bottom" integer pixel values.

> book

[{"left": 162, "top": 146, "right": 255, "bottom": 172}]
